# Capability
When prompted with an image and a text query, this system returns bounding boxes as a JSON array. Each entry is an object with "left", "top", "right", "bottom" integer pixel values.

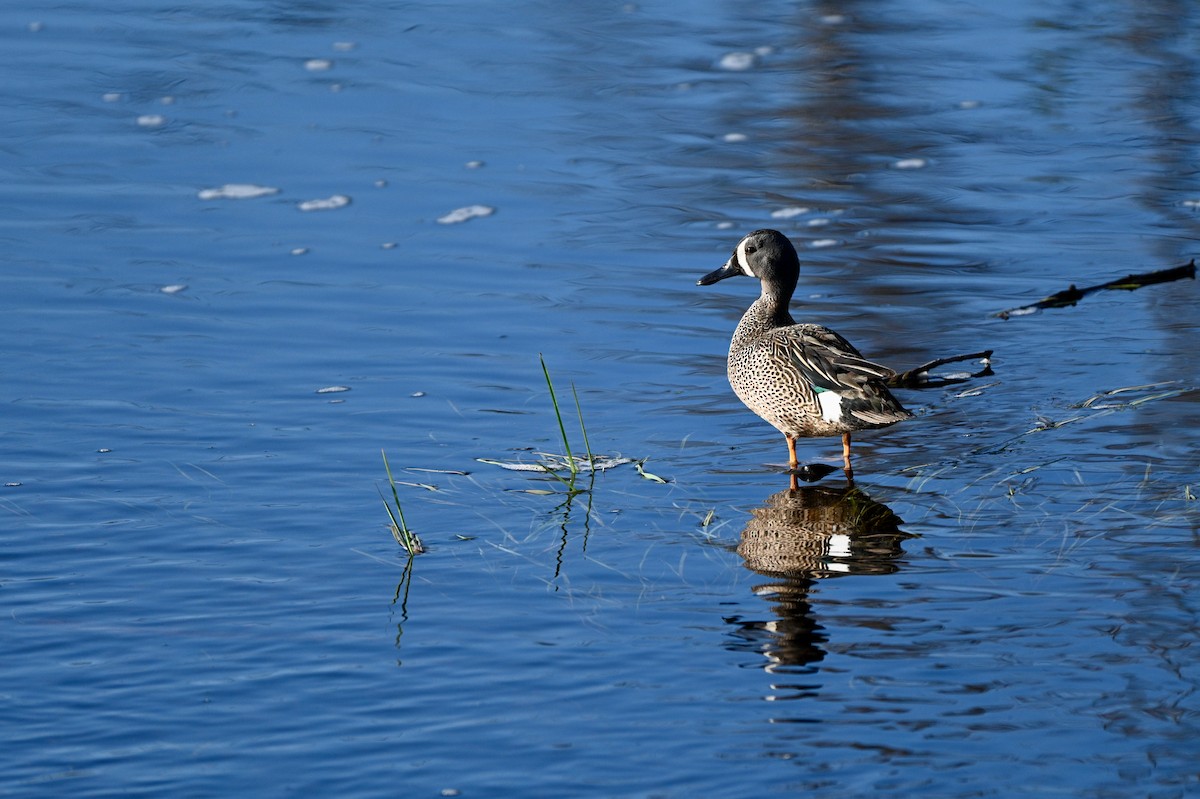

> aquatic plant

[
  {"left": 475, "top": 357, "right": 668, "bottom": 489},
  {"left": 540, "top": 353, "right": 593, "bottom": 477},
  {"left": 379, "top": 449, "right": 425, "bottom": 556}
]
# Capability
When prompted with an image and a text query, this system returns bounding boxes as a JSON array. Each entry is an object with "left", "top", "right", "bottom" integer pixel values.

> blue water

[{"left": 4, "top": 1, "right": 1200, "bottom": 797}]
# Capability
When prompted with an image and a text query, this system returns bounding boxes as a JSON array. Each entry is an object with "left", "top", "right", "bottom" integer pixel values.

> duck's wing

[{"left": 768, "top": 324, "right": 912, "bottom": 425}]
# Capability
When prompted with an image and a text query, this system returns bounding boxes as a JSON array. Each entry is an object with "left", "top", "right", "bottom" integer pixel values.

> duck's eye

[{"left": 744, "top": 245, "right": 757, "bottom": 254}]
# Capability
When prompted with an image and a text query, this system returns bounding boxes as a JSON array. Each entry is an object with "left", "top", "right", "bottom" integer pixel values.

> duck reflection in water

[{"left": 725, "top": 479, "right": 911, "bottom": 672}]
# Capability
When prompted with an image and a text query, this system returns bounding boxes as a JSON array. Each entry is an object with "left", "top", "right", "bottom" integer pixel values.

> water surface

[{"left": 3, "top": 1, "right": 1199, "bottom": 797}]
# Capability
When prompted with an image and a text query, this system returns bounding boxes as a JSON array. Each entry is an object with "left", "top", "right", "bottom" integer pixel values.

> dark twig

[
  {"left": 995, "top": 259, "right": 1195, "bottom": 319},
  {"left": 886, "top": 350, "right": 994, "bottom": 389}
]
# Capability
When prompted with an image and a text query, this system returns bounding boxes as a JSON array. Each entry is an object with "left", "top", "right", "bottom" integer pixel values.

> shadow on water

[{"left": 724, "top": 479, "right": 912, "bottom": 675}]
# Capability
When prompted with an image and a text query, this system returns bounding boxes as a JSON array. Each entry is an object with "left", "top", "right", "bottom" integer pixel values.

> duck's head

[{"left": 697, "top": 229, "right": 800, "bottom": 293}]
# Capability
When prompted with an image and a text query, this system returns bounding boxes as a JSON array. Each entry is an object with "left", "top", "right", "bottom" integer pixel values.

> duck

[{"left": 698, "top": 228, "right": 913, "bottom": 476}]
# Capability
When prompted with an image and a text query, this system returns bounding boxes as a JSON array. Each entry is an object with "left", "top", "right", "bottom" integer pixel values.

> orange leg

[
  {"left": 785, "top": 434, "right": 799, "bottom": 468},
  {"left": 841, "top": 432, "right": 853, "bottom": 476}
]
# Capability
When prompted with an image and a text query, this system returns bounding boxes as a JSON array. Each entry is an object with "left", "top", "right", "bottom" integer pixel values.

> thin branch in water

[
  {"left": 995, "top": 259, "right": 1195, "bottom": 319},
  {"left": 886, "top": 350, "right": 994, "bottom": 389}
]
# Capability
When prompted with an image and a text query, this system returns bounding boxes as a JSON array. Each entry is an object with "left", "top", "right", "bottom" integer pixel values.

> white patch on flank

[
  {"left": 817, "top": 390, "right": 843, "bottom": 423},
  {"left": 735, "top": 238, "right": 755, "bottom": 276},
  {"left": 828, "top": 533, "right": 852, "bottom": 559}
]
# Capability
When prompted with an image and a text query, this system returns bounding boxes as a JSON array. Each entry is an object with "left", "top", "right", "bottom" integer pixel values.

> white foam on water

[
  {"left": 437, "top": 205, "right": 494, "bottom": 224},
  {"left": 298, "top": 195, "right": 351, "bottom": 212},
  {"left": 198, "top": 184, "right": 281, "bottom": 200},
  {"left": 771, "top": 206, "right": 809, "bottom": 219},
  {"left": 718, "top": 52, "right": 755, "bottom": 71}
]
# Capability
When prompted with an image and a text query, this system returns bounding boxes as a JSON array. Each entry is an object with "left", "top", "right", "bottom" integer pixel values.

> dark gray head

[{"left": 696, "top": 229, "right": 800, "bottom": 296}]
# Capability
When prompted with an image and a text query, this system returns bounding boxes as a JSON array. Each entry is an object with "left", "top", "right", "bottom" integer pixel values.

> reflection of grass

[
  {"left": 379, "top": 449, "right": 425, "bottom": 556},
  {"left": 392, "top": 554, "right": 415, "bottom": 654}
]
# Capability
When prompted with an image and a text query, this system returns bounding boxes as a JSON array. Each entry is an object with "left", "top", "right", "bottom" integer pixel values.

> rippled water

[{"left": 4, "top": 1, "right": 1200, "bottom": 797}]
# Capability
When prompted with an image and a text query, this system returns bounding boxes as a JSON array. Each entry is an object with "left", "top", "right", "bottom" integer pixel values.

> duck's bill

[{"left": 697, "top": 257, "right": 741, "bottom": 286}]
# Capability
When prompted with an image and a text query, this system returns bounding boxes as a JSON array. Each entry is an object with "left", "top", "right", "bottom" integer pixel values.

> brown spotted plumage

[{"left": 698, "top": 229, "right": 912, "bottom": 475}]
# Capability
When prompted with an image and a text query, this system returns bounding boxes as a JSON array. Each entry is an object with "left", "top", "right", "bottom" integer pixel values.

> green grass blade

[
  {"left": 540, "top": 354, "right": 576, "bottom": 473},
  {"left": 377, "top": 487, "right": 405, "bottom": 544},
  {"left": 539, "top": 463, "right": 576, "bottom": 489},
  {"left": 380, "top": 449, "right": 423, "bottom": 556},
  {"left": 381, "top": 449, "right": 410, "bottom": 533},
  {"left": 570, "top": 382, "right": 593, "bottom": 468}
]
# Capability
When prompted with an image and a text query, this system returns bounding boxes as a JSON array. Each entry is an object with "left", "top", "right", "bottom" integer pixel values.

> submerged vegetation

[{"left": 379, "top": 356, "right": 670, "bottom": 553}]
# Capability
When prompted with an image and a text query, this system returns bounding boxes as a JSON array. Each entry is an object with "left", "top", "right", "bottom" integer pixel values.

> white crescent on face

[{"left": 735, "top": 236, "right": 756, "bottom": 277}]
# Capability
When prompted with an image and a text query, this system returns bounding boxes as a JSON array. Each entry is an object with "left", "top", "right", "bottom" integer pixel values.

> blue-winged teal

[{"left": 698, "top": 229, "right": 912, "bottom": 474}]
